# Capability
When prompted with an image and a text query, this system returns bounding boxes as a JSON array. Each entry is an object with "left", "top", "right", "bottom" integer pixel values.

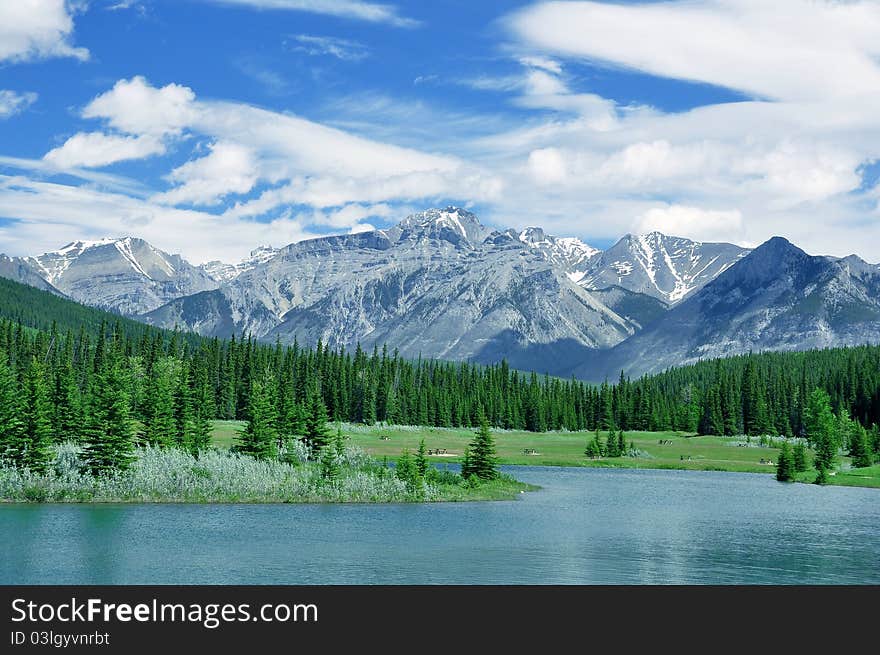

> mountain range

[{"left": 2, "top": 207, "right": 878, "bottom": 380}]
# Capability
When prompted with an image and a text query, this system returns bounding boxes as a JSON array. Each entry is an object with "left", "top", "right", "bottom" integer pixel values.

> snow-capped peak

[
  {"left": 399, "top": 207, "right": 487, "bottom": 244},
  {"left": 579, "top": 232, "right": 750, "bottom": 304},
  {"left": 517, "top": 226, "right": 599, "bottom": 279},
  {"left": 201, "top": 245, "right": 279, "bottom": 283}
]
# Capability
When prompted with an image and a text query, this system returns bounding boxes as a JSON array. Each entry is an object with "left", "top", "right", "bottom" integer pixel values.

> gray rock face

[
  {"left": 16, "top": 238, "right": 218, "bottom": 315},
  {"left": 516, "top": 226, "right": 599, "bottom": 280},
  {"left": 579, "top": 237, "right": 880, "bottom": 380},
  {"left": 8, "top": 208, "right": 880, "bottom": 381},
  {"left": 200, "top": 245, "right": 279, "bottom": 283},
  {"left": 0, "top": 254, "right": 64, "bottom": 295},
  {"left": 141, "top": 207, "right": 638, "bottom": 372},
  {"left": 578, "top": 232, "right": 749, "bottom": 304}
]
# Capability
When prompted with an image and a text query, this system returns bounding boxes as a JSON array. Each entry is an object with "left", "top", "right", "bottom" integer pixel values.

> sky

[{"left": 1, "top": 0, "right": 880, "bottom": 264}]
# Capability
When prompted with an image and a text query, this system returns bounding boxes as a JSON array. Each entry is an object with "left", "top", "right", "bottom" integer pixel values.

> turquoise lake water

[{"left": 2, "top": 466, "right": 878, "bottom": 584}]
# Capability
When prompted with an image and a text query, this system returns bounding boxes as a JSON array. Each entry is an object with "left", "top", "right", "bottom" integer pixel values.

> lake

[{"left": 2, "top": 466, "right": 878, "bottom": 584}]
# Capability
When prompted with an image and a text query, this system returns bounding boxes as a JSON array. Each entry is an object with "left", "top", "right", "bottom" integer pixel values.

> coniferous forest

[{"left": 0, "top": 276, "right": 879, "bottom": 480}]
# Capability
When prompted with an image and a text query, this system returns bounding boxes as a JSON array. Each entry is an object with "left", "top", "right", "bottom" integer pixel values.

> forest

[{"left": 0, "top": 275, "right": 879, "bottom": 479}]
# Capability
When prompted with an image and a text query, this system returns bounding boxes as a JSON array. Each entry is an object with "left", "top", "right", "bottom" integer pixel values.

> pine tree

[
  {"left": 173, "top": 362, "right": 197, "bottom": 450},
  {"left": 805, "top": 388, "right": 837, "bottom": 478},
  {"left": 236, "top": 375, "right": 278, "bottom": 460},
  {"left": 279, "top": 401, "right": 306, "bottom": 449},
  {"left": 52, "top": 357, "right": 81, "bottom": 443},
  {"left": 584, "top": 437, "right": 600, "bottom": 459},
  {"left": 617, "top": 430, "right": 626, "bottom": 456},
  {"left": 792, "top": 441, "right": 809, "bottom": 473},
  {"left": 698, "top": 386, "right": 724, "bottom": 435},
  {"left": 0, "top": 351, "right": 24, "bottom": 462},
  {"left": 320, "top": 446, "right": 340, "bottom": 482},
  {"left": 605, "top": 430, "right": 618, "bottom": 457},
  {"left": 82, "top": 352, "right": 135, "bottom": 475},
  {"left": 20, "top": 358, "right": 53, "bottom": 474},
  {"left": 776, "top": 441, "right": 794, "bottom": 482},
  {"left": 850, "top": 424, "right": 873, "bottom": 468},
  {"left": 191, "top": 364, "right": 215, "bottom": 454},
  {"left": 144, "top": 357, "right": 177, "bottom": 448},
  {"left": 460, "top": 447, "right": 472, "bottom": 479},
  {"left": 467, "top": 411, "right": 499, "bottom": 481},
  {"left": 415, "top": 438, "right": 428, "bottom": 478},
  {"left": 396, "top": 448, "right": 419, "bottom": 487},
  {"left": 303, "top": 391, "right": 332, "bottom": 456}
]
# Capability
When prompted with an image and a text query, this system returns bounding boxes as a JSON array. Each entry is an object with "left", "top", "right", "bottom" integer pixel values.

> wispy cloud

[
  {"left": 200, "top": 0, "right": 420, "bottom": 28},
  {"left": 0, "top": 91, "right": 38, "bottom": 119},
  {"left": 286, "top": 34, "right": 370, "bottom": 62},
  {"left": 234, "top": 57, "right": 292, "bottom": 95}
]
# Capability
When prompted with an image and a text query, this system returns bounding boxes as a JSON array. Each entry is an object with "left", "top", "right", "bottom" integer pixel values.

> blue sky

[{"left": 1, "top": 0, "right": 880, "bottom": 263}]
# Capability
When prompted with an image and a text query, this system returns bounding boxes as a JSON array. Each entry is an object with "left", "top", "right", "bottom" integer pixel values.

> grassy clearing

[
  {"left": 213, "top": 421, "right": 783, "bottom": 472},
  {"left": 211, "top": 421, "right": 880, "bottom": 489},
  {"left": 793, "top": 464, "right": 880, "bottom": 489}
]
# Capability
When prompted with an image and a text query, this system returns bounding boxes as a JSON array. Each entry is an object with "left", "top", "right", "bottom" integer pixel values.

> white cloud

[
  {"left": 635, "top": 205, "right": 745, "bottom": 244},
  {"left": 0, "top": 91, "right": 38, "bottom": 119},
  {"left": 528, "top": 147, "right": 567, "bottom": 185},
  {"left": 0, "top": 175, "right": 318, "bottom": 264},
  {"left": 43, "top": 132, "right": 166, "bottom": 168},
  {"left": 287, "top": 34, "right": 370, "bottom": 61},
  {"left": 41, "top": 77, "right": 196, "bottom": 169},
  {"left": 11, "top": 0, "right": 880, "bottom": 266},
  {"left": 154, "top": 141, "right": 258, "bottom": 206},
  {"left": 202, "top": 0, "right": 419, "bottom": 27},
  {"left": 507, "top": 0, "right": 880, "bottom": 102},
  {"left": 458, "top": 0, "right": 880, "bottom": 259},
  {"left": 83, "top": 76, "right": 197, "bottom": 137},
  {"left": 0, "top": 0, "right": 88, "bottom": 62}
]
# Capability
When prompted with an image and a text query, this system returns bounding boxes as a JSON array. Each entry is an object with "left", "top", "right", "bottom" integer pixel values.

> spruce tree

[
  {"left": 236, "top": 375, "right": 278, "bottom": 460},
  {"left": 52, "top": 358, "right": 81, "bottom": 443},
  {"left": 776, "top": 441, "right": 794, "bottom": 482},
  {"left": 605, "top": 430, "right": 618, "bottom": 457},
  {"left": 850, "top": 424, "right": 873, "bottom": 468},
  {"left": 584, "top": 437, "right": 600, "bottom": 459},
  {"left": 467, "top": 411, "right": 499, "bottom": 481},
  {"left": 20, "top": 358, "right": 53, "bottom": 474},
  {"left": 460, "top": 447, "right": 472, "bottom": 479},
  {"left": 617, "top": 430, "right": 626, "bottom": 456},
  {"left": 320, "top": 446, "right": 340, "bottom": 482},
  {"left": 145, "top": 357, "right": 177, "bottom": 448},
  {"left": 0, "top": 352, "right": 24, "bottom": 462},
  {"left": 191, "top": 366, "right": 215, "bottom": 454},
  {"left": 82, "top": 352, "right": 135, "bottom": 475},
  {"left": 173, "top": 362, "right": 197, "bottom": 450},
  {"left": 792, "top": 441, "right": 809, "bottom": 473},
  {"left": 396, "top": 448, "right": 419, "bottom": 487},
  {"left": 279, "top": 401, "right": 306, "bottom": 450},
  {"left": 805, "top": 389, "right": 837, "bottom": 478},
  {"left": 415, "top": 438, "right": 428, "bottom": 478},
  {"left": 303, "top": 392, "right": 332, "bottom": 456}
]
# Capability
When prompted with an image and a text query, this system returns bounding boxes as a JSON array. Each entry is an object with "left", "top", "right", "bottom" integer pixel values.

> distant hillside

[{"left": 0, "top": 275, "right": 201, "bottom": 345}]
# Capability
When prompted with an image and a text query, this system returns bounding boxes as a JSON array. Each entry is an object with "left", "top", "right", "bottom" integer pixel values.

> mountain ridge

[{"left": 3, "top": 209, "right": 879, "bottom": 379}]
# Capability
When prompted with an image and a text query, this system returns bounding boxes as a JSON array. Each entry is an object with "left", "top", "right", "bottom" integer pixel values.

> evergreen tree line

[
  {"left": 2, "top": 312, "right": 880, "bottom": 477},
  {"left": 616, "top": 348, "right": 880, "bottom": 444},
  {"left": 776, "top": 387, "right": 876, "bottom": 483}
]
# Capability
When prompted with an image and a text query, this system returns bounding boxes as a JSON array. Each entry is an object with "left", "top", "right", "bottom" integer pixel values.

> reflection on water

[{"left": 1, "top": 467, "right": 878, "bottom": 584}]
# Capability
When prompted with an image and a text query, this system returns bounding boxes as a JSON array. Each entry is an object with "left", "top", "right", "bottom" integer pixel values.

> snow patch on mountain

[{"left": 201, "top": 246, "right": 279, "bottom": 283}]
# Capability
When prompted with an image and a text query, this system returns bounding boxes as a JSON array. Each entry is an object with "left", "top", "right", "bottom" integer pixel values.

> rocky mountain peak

[{"left": 397, "top": 207, "right": 488, "bottom": 245}]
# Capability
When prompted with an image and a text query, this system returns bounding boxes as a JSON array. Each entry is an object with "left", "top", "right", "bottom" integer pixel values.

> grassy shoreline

[
  {"left": 210, "top": 421, "right": 880, "bottom": 490},
  {"left": 0, "top": 442, "right": 535, "bottom": 504}
]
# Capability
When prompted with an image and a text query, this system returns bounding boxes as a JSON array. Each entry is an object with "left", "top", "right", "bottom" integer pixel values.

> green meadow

[{"left": 211, "top": 420, "right": 880, "bottom": 488}]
